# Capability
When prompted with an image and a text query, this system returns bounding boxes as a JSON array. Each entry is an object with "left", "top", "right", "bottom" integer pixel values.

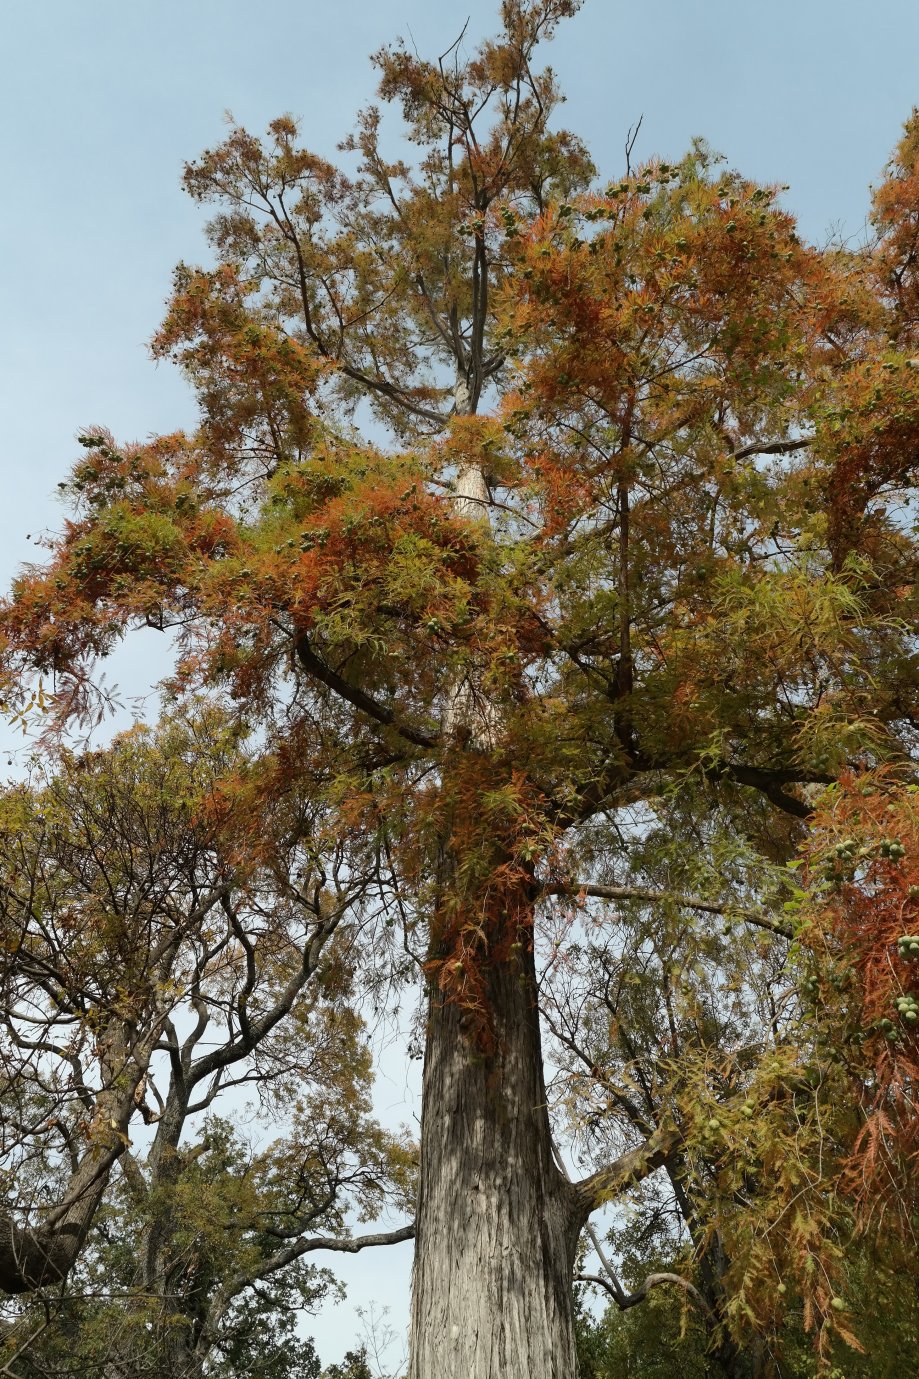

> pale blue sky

[{"left": 2, "top": 0, "right": 919, "bottom": 1367}]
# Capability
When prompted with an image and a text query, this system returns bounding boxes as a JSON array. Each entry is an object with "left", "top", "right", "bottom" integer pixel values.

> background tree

[
  {"left": 320, "top": 1348, "right": 374, "bottom": 1379},
  {"left": 573, "top": 1223, "right": 919, "bottom": 1379},
  {"left": 0, "top": 714, "right": 413, "bottom": 1376},
  {"left": 1, "top": 4, "right": 918, "bottom": 1376}
]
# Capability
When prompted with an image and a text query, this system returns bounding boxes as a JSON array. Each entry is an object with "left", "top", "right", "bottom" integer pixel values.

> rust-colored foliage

[
  {"left": 813, "top": 114, "right": 919, "bottom": 568},
  {"left": 413, "top": 756, "right": 555, "bottom": 1047},
  {"left": 802, "top": 774, "right": 919, "bottom": 1221}
]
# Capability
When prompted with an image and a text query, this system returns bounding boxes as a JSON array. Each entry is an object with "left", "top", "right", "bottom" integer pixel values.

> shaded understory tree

[{"left": 1, "top": 2, "right": 919, "bottom": 1375}]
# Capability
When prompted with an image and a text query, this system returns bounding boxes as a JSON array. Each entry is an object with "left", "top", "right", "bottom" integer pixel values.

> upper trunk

[{"left": 407, "top": 935, "right": 582, "bottom": 1379}]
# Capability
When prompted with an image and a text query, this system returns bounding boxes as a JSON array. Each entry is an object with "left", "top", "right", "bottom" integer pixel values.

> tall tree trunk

[
  {"left": 407, "top": 938, "right": 581, "bottom": 1379},
  {"left": 411, "top": 394, "right": 581, "bottom": 1375}
]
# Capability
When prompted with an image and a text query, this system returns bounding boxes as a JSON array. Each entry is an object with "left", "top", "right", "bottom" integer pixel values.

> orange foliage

[
  {"left": 404, "top": 756, "right": 555, "bottom": 1048},
  {"left": 803, "top": 773, "right": 919, "bottom": 1222},
  {"left": 3, "top": 35, "right": 919, "bottom": 1361}
]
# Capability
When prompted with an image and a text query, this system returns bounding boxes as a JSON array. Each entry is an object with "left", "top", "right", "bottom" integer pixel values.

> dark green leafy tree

[{"left": 320, "top": 1348, "right": 374, "bottom": 1379}]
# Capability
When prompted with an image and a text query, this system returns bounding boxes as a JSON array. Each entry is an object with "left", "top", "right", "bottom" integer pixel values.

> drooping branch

[
  {"left": 577, "top": 1269, "right": 714, "bottom": 1319},
  {"left": 555, "top": 1135, "right": 710, "bottom": 1319}
]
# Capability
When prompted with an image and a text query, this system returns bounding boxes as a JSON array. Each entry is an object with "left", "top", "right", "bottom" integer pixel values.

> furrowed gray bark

[{"left": 407, "top": 939, "right": 582, "bottom": 1379}]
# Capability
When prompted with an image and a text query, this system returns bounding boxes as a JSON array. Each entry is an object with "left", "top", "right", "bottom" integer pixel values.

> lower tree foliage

[
  {"left": 2, "top": 3, "right": 919, "bottom": 1375},
  {"left": 573, "top": 1227, "right": 919, "bottom": 1379},
  {"left": 320, "top": 1352, "right": 374, "bottom": 1379},
  {"left": 572, "top": 1126, "right": 919, "bottom": 1378}
]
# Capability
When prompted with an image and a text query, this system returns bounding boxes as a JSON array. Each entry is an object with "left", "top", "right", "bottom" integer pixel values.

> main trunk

[{"left": 407, "top": 942, "right": 581, "bottom": 1379}]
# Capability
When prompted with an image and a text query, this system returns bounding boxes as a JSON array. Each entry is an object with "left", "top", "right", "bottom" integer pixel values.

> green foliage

[
  {"left": 574, "top": 1231, "right": 919, "bottom": 1379},
  {"left": 321, "top": 1349, "right": 374, "bottom": 1379},
  {"left": 575, "top": 1289, "right": 711, "bottom": 1379}
]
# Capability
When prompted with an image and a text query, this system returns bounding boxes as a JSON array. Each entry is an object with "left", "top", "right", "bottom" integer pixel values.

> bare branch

[
  {"left": 574, "top": 1122, "right": 680, "bottom": 1221},
  {"left": 624, "top": 114, "right": 644, "bottom": 176},
  {"left": 577, "top": 1269, "right": 714, "bottom": 1319},
  {"left": 541, "top": 882, "right": 794, "bottom": 940}
]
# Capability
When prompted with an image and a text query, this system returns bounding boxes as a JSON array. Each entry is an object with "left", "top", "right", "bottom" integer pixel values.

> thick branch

[
  {"left": 569, "top": 747, "right": 831, "bottom": 826},
  {"left": 0, "top": 1160, "right": 111, "bottom": 1294},
  {"left": 250, "top": 1221, "right": 415, "bottom": 1281},
  {"left": 729, "top": 437, "right": 812, "bottom": 461},
  {"left": 203, "top": 1222, "right": 415, "bottom": 1349},
  {"left": 0, "top": 1014, "right": 161, "bottom": 1295},
  {"left": 0, "top": 1073, "right": 144, "bottom": 1295},
  {"left": 707, "top": 761, "right": 832, "bottom": 820},
  {"left": 294, "top": 636, "right": 440, "bottom": 750},
  {"left": 574, "top": 1123, "right": 680, "bottom": 1222}
]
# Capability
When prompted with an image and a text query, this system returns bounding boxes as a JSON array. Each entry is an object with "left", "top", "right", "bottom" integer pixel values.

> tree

[
  {"left": 0, "top": 714, "right": 414, "bottom": 1376},
  {"left": 321, "top": 1349, "right": 374, "bottom": 1379},
  {"left": 573, "top": 1219, "right": 919, "bottom": 1379},
  {"left": 1, "top": 3, "right": 918, "bottom": 1375}
]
